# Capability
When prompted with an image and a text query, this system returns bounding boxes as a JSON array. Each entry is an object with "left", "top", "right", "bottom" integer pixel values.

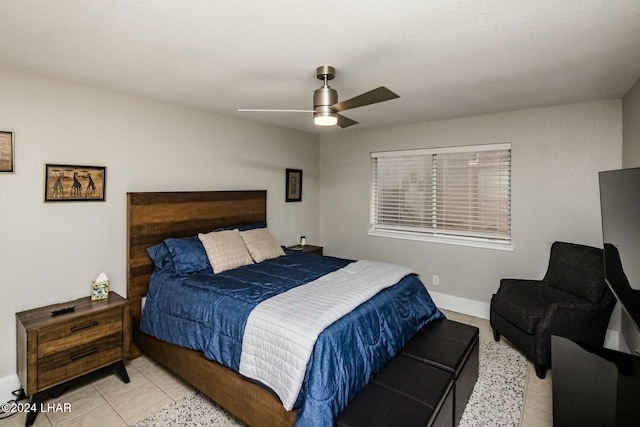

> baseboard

[
  {"left": 429, "top": 291, "right": 490, "bottom": 320},
  {"left": 0, "top": 373, "right": 20, "bottom": 404}
]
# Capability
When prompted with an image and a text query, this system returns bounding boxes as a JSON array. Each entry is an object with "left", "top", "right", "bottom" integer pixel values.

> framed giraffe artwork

[
  {"left": 44, "top": 164, "right": 106, "bottom": 202},
  {"left": 0, "top": 130, "right": 13, "bottom": 173}
]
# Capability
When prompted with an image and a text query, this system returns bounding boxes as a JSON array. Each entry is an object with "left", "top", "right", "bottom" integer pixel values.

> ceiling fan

[{"left": 238, "top": 65, "right": 399, "bottom": 128}]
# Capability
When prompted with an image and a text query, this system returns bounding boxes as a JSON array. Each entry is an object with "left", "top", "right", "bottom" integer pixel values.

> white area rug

[
  {"left": 133, "top": 393, "right": 246, "bottom": 427},
  {"left": 459, "top": 341, "right": 528, "bottom": 427},
  {"left": 133, "top": 341, "right": 528, "bottom": 427}
]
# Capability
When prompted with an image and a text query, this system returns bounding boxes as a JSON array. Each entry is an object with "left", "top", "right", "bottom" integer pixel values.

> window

[{"left": 369, "top": 143, "right": 512, "bottom": 250}]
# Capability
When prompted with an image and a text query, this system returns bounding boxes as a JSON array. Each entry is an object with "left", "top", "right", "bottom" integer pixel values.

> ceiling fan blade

[
  {"left": 337, "top": 114, "right": 358, "bottom": 128},
  {"left": 238, "top": 109, "right": 314, "bottom": 113},
  {"left": 330, "top": 87, "right": 399, "bottom": 112}
]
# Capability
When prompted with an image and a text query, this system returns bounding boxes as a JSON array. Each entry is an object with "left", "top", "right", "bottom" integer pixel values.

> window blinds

[{"left": 371, "top": 144, "right": 511, "bottom": 245}]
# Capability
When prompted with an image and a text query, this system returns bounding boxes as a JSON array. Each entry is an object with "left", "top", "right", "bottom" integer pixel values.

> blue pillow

[
  {"left": 146, "top": 243, "right": 171, "bottom": 269},
  {"left": 215, "top": 222, "right": 267, "bottom": 232},
  {"left": 164, "top": 236, "right": 211, "bottom": 276}
]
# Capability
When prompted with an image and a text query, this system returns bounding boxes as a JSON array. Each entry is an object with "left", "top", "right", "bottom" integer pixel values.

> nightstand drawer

[
  {"left": 37, "top": 332, "right": 123, "bottom": 390},
  {"left": 38, "top": 309, "right": 123, "bottom": 357}
]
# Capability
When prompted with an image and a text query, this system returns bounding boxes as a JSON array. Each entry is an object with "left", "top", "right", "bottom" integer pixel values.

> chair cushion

[
  {"left": 490, "top": 280, "right": 549, "bottom": 334},
  {"left": 546, "top": 242, "right": 605, "bottom": 304}
]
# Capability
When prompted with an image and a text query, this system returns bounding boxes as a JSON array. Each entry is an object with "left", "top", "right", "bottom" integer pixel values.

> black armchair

[{"left": 490, "top": 241, "right": 616, "bottom": 379}]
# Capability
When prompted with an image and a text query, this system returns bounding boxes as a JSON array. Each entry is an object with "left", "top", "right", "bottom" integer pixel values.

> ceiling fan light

[{"left": 314, "top": 112, "right": 338, "bottom": 126}]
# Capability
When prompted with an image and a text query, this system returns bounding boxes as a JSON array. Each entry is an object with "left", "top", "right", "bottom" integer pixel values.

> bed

[{"left": 127, "top": 190, "right": 443, "bottom": 426}]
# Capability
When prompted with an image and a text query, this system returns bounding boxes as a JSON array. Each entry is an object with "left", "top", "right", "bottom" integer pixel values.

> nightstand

[
  {"left": 16, "top": 292, "right": 130, "bottom": 426},
  {"left": 287, "top": 244, "right": 323, "bottom": 256}
]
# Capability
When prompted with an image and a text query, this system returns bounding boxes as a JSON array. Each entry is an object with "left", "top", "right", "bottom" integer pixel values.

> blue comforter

[{"left": 141, "top": 250, "right": 443, "bottom": 426}]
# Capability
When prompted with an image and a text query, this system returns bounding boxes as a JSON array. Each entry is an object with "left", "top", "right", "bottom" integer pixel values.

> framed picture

[
  {"left": 44, "top": 164, "right": 106, "bottom": 202},
  {"left": 0, "top": 130, "right": 14, "bottom": 173},
  {"left": 286, "top": 168, "right": 302, "bottom": 202}
]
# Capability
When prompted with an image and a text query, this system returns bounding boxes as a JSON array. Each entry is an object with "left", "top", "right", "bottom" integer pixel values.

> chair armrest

[
  {"left": 496, "top": 279, "right": 544, "bottom": 296},
  {"left": 495, "top": 278, "right": 544, "bottom": 298}
]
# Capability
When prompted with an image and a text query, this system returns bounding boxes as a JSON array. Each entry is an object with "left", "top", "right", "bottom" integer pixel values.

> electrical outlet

[{"left": 432, "top": 275, "right": 439, "bottom": 286}]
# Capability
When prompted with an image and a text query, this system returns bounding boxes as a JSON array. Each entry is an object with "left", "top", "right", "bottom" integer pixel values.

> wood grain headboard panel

[{"left": 127, "top": 190, "right": 267, "bottom": 320}]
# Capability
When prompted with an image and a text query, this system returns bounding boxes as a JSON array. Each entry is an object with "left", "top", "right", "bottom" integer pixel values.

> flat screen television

[{"left": 599, "top": 167, "right": 640, "bottom": 334}]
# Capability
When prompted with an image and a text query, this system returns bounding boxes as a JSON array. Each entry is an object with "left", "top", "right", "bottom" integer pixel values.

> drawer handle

[
  {"left": 70, "top": 348, "right": 98, "bottom": 361},
  {"left": 70, "top": 320, "right": 99, "bottom": 332}
]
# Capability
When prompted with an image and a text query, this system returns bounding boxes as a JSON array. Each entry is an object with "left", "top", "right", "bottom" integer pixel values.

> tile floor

[
  {"left": 0, "top": 355, "right": 195, "bottom": 427},
  {"left": 0, "top": 309, "right": 552, "bottom": 427}
]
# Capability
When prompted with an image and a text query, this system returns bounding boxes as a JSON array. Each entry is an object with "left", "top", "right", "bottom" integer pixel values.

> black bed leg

[
  {"left": 114, "top": 361, "right": 130, "bottom": 384},
  {"left": 24, "top": 391, "right": 46, "bottom": 427}
]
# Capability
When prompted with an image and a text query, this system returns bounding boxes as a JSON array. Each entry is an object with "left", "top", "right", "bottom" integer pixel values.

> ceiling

[{"left": 2, "top": 1, "right": 640, "bottom": 135}]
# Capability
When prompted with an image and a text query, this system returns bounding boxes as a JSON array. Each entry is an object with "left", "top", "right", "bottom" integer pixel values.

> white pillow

[
  {"left": 198, "top": 229, "right": 254, "bottom": 273},
  {"left": 240, "top": 228, "right": 285, "bottom": 263}
]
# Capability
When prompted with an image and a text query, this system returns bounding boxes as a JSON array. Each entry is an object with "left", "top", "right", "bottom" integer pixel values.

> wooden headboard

[
  {"left": 125, "top": 190, "right": 298, "bottom": 426},
  {"left": 126, "top": 190, "right": 267, "bottom": 321}
]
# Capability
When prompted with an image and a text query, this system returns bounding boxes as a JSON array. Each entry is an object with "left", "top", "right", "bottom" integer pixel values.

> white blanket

[{"left": 238, "top": 260, "right": 414, "bottom": 410}]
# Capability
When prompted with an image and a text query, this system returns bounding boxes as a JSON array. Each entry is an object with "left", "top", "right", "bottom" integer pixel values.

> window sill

[{"left": 367, "top": 229, "right": 513, "bottom": 251}]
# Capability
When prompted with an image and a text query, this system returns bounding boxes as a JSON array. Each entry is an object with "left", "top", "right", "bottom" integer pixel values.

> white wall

[
  {"left": 0, "top": 68, "right": 319, "bottom": 397},
  {"left": 623, "top": 75, "right": 640, "bottom": 168},
  {"left": 319, "top": 101, "right": 622, "bottom": 315},
  {"left": 618, "top": 74, "right": 640, "bottom": 352}
]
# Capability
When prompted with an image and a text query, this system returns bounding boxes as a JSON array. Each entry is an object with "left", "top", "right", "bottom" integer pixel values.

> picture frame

[
  {"left": 286, "top": 168, "right": 302, "bottom": 202},
  {"left": 44, "top": 164, "right": 106, "bottom": 202},
  {"left": 0, "top": 130, "right": 14, "bottom": 173}
]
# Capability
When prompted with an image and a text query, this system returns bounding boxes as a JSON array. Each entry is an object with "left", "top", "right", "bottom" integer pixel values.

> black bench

[
  {"left": 336, "top": 354, "right": 454, "bottom": 427},
  {"left": 402, "top": 319, "right": 480, "bottom": 426},
  {"left": 335, "top": 318, "right": 479, "bottom": 427}
]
